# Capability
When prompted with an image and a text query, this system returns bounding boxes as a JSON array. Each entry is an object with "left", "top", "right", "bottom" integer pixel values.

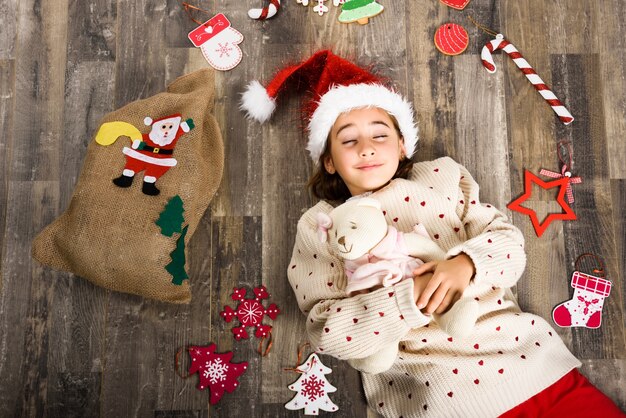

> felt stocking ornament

[{"left": 552, "top": 254, "right": 612, "bottom": 329}]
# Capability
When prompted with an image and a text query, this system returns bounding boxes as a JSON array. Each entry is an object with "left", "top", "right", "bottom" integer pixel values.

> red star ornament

[
  {"left": 507, "top": 169, "right": 576, "bottom": 237},
  {"left": 187, "top": 344, "right": 248, "bottom": 405}
]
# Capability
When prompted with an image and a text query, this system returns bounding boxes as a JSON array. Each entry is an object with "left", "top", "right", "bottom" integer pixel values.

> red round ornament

[{"left": 434, "top": 23, "right": 469, "bottom": 56}]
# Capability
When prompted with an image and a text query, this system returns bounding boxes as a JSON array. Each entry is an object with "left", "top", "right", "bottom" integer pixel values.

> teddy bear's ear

[
  {"left": 356, "top": 197, "right": 382, "bottom": 210},
  {"left": 316, "top": 212, "right": 333, "bottom": 243}
]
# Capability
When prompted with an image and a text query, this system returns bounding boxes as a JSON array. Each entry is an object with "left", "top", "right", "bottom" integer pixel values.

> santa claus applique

[{"left": 95, "top": 114, "right": 194, "bottom": 196}]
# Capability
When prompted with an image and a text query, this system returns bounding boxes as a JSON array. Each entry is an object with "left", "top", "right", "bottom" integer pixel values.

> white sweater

[{"left": 287, "top": 157, "right": 581, "bottom": 417}]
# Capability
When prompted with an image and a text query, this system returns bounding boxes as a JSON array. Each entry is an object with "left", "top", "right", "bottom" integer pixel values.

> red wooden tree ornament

[{"left": 507, "top": 169, "right": 577, "bottom": 237}]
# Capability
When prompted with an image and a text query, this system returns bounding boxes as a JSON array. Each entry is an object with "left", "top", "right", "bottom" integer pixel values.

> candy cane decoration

[
  {"left": 481, "top": 34, "right": 574, "bottom": 125},
  {"left": 248, "top": 0, "right": 281, "bottom": 20}
]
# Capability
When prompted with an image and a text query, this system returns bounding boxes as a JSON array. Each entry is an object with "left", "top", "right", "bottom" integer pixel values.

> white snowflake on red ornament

[
  {"left": 187, "top": 344, "right": 248, "bottom": 405},
  {"left": 220, "top": 286, "right": 281, "bottom": 341},
  {"left": 203, "top": 358, "right": 228, "bottom": 384}
]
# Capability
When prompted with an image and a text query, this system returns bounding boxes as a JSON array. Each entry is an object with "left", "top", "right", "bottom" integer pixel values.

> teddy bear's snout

[{"left": 337, "top": 236, "right": 353, "bottom": 254}]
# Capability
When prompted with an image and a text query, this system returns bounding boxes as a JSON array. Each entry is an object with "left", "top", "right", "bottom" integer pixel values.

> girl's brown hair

[{"left": 307, "top": 113, "right": 414, "bottom": 202}]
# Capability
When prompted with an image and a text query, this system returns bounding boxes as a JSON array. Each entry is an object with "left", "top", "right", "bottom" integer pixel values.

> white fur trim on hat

[
  {"left": 307, "top": 84, "right": 418, "bottom": 162},
  {"left": 240, "top": 80, "right": 277, "bottom": 123}
]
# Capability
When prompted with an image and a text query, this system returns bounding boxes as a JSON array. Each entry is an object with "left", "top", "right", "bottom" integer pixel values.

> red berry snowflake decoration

[
  {"left": 220, "top": 286, "right": 280, "bottom": 345},
  {"left": 187, "top": 343, "right": 248, "bottom": 405}
]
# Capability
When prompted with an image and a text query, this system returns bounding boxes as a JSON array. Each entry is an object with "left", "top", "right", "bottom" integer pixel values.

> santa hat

[{"left": 240, "top": 50, "right": 418, "bottom": 162}]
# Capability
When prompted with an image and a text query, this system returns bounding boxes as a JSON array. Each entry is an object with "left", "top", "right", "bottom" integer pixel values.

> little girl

[{"left": 242, "top": 50, "right": 624, "bottom": 417}]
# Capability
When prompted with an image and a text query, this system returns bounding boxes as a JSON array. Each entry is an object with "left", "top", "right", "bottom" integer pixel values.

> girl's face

[{"left": 324, "top": 107, "right": 406, "bottom": 196}]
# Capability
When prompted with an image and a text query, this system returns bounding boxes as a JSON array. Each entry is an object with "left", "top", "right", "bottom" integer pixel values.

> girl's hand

[
  {"left": 413, "top": 254, "right": 475, "bottom": 315},
  {"left": 412, "top": 272, "right": 433, "bottom": 304}
]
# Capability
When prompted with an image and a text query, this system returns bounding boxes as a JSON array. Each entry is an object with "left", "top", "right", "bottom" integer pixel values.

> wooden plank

[
  {"left": 66, "top": 0, "right": 117, "bottom": 62},
  {"left": 0, "top": 60, "right": 15, "bottom": 294},
  {"left": 0, "top": 0, "right": 18, "bottom": 59},
  {"left": 114, "top": 0, "right": 167, "bottom": 108},
  {"left": 209, "top": 5, "right": 264, "bottom": 218},
  {"left": 594, "top": 0, "right": 626, "bottom": 179},
  {"left": 453, "top": 53, "right": 510, "bottom": 208},
  {"left": 0, "top": 181, "right": 59, "bottom": 415},
  {"left": 45, "top": 277, "right": 106, "bottom": 418},
  {"left": 165, "top": 0, "right": 192, "bottom": 49},
  {"left": 502, "top": 0, "right": 556, "bottom": 193},
  {"left": 610, "top": 180, "right": 625, "bottom": 330},
  {"left": 1, "top": 0, "right": 67, "bottom": 415},
  {"left": 547, "top": 1, "right": 594, "bottom": 54},
  {"left": 11, "top": 0, "right": 68, "bottom": 181},
  {"left": 406, "top": 1, "right": 460, "bottom": 161},
  {"left": 552, "top": 54, "right": 625, "bottom": 359}
]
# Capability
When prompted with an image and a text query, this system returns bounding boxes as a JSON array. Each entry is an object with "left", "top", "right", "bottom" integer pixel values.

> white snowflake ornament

[{"left": 285, "top": 353, "right": 339, "bottom": 415}]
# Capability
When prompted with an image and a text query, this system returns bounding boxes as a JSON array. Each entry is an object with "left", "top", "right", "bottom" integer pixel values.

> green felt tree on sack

[
  {"left": 156, "top": 195, "right": 185, "bottom": 237},
  {"left": 338, "top": 0, "right": 384, "bottom": 25},
  {"left": 166, "top": 225, "right": 189, "bottom": 285}
]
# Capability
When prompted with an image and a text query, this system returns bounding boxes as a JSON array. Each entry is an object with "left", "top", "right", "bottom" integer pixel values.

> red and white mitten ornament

[
  {"left": 285, "top": 352, "right": 339, "bottom": 415},
  {"left": 188, "top": 13, "right": 243, "bottom": 71},
  {"left": 553, "top": 256, "right": 611, "bottom": 329}
]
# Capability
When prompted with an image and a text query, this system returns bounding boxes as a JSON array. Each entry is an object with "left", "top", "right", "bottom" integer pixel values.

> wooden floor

[{"left": 1, "top": 0, "right": 625, "bottom": 416}]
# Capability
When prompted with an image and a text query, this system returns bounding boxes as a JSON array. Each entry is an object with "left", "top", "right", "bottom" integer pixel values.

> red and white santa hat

[{"left": 240, "top": 50, "right": 418, "bottom": 162}]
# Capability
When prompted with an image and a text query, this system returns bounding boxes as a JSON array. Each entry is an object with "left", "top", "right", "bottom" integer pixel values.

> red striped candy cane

[
  {"left": 248, "top": 0, "right": 281, "bottom": 20},
  {"left": 481, "top": 34, "right": 574, "bottom": 125}
]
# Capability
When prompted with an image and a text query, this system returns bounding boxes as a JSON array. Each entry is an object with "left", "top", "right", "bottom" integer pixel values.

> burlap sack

[{"left": 32, "top": 69, "right": 224, "bottom": 303}]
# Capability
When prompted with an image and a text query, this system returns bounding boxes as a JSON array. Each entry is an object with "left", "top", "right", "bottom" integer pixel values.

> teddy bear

[{"left": 317, "top": 197, "right": 480, "bottom": 374}]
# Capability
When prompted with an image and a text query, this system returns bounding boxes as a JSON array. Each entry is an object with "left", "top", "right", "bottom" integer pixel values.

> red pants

[
  {"left": 124, "top": 156, "right": 171, "bottom": 179},
  {"left": 500, "top": 369, "right": 625, "bottom": 417}
]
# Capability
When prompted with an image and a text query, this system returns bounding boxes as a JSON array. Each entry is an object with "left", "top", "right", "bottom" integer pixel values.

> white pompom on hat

[{"left": 240, "top": 50, "right": 418, "bottom": 162}]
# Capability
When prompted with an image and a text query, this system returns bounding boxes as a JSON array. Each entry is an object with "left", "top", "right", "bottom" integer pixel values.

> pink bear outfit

[{"left": 344, "top": 226, "right": 426, "bottom": 295}]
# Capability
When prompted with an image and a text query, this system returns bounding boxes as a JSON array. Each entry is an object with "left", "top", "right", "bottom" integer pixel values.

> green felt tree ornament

[
  {"left": 338, "top": 0, "right": 384, "bottom": 25},
  {"left": 156, "top": 195, "right": 185, "bottom": 237},
  {"left": 166, "top": 225, "right": 189, "bottom": 285}
]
